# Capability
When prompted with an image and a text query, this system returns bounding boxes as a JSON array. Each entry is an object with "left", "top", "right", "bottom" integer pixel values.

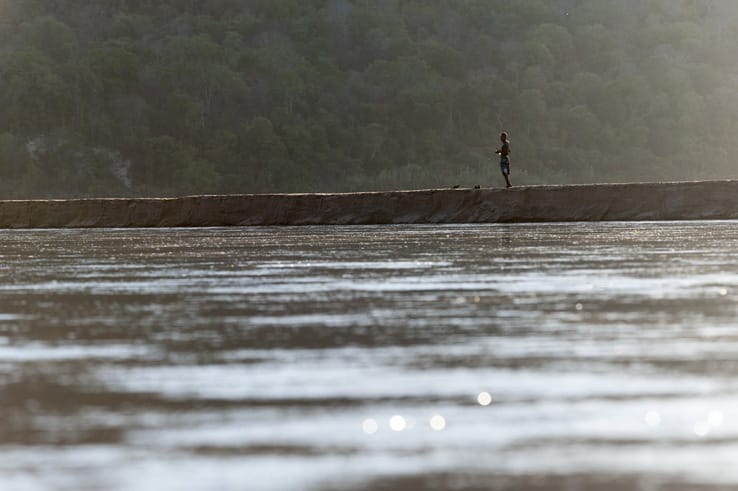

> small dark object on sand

[{"left": 474, "top": 185, "right": 481, "bottom": 189}]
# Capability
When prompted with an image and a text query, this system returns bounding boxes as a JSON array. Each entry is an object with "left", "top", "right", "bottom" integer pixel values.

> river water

[{"left": 3, "top": 223, "right": 738, "bottom": 490}]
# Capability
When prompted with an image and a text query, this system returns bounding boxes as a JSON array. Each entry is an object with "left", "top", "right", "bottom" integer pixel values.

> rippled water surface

[{"left": 4, "top": 223, "right": 738, "bottom": 490}]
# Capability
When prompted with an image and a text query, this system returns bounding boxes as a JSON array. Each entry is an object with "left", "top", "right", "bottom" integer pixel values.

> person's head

[{"left": 500, "top": 132, "right": 508, "bottom": 142}]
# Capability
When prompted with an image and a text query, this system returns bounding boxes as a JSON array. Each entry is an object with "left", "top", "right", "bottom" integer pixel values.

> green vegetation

[{"left": 0, "top": 0, "right": 735, "bottom": 197}]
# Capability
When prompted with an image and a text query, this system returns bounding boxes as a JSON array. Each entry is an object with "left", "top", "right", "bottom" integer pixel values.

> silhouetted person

[{"left": 495, "top": 132, "right": 512, "bottom": 188}]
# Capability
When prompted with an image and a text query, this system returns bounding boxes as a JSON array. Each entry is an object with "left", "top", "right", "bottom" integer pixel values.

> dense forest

[{"left": 0, "top": 0, "right": 736, "bottom": 197}]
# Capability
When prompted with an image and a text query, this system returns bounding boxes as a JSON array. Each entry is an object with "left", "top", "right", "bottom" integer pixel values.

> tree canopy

[{"left": 0, "top": 0, "right": 735, "bottom": 197}]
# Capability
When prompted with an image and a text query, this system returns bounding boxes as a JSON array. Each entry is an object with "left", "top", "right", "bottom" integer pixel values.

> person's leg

[{"left": 501, "top": 161, "right": 512, "bottom": 188}]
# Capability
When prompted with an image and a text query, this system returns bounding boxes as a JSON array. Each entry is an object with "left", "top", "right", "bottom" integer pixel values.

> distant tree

[
  {"left": 2, "top": 49, "right": 73, "bottom": 131},
  {"left": 0, "top": 0, "right": 734, "bottom": 197},
  {"left": 19, "top": 16, "right": 78, "bottom": 62}
]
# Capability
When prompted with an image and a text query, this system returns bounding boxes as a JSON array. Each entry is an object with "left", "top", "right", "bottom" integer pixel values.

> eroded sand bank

[{"left": 3, "top": 180, "right": 738, "bottom": 228}]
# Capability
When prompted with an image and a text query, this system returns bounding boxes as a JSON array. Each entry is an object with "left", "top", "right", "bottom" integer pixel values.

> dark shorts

[{"left": 500, "top": 158, "right": 510, "bottom": 176}]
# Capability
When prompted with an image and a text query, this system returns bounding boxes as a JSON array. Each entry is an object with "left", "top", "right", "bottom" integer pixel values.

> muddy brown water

[{"left": 2, "top": 223, "right": 738, "bottom": 490}]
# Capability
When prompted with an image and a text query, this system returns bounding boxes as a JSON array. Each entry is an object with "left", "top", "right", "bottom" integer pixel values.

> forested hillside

[{"left": 0, "top": 0, "right": 736, "bottom": 197}]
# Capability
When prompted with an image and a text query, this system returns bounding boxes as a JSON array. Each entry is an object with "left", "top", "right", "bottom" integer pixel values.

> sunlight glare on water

[
  {"left": 644, "top": 411, "right": 661, "bottom": 428},
  {"left": 430, "top": 415, "right": 446, "bottom": 431},
  {"left": 362, "top": 418, "right": 379, "bottom": 435},
  {"left": 3, "top": 223, "right": 738, "bottom": 490}
]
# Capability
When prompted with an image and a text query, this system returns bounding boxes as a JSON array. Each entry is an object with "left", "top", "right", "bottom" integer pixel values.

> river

[{"left": 2, "top": 223, "right": 738, "bottom": 490}]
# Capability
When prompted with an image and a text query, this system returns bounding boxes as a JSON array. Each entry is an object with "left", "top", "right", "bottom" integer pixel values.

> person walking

[{"left": 495, "top": 132, "right": 512, "bottom": 188}]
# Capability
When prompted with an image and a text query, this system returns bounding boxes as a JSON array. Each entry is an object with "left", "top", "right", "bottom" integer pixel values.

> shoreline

[{"left": 2, "top": 180, "right": 738, "bottom": 228}]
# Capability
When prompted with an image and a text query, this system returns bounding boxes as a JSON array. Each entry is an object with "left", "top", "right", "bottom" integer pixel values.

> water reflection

[
  {"left": 708, "top": 410, "right": 724, "bottom": 428},
  {"left": 361, "top": 418, "right": 378, "bottom": 435},
  {"left": 3, "top": 223, "right": 738, "bottom": 490},
  {"left": 477, "top": 392, "right": 493, "bottom": 406},
  {"left": 694, "top": 421, "right": 711, "bottom": 437},
  {"left": 389, "top": 415, "right": 406, "bottom": 432},
  {"left": 644, "top": 411, "right": 661, "bottom": 427},
  {"left": 430, "top": 415, "right": 446, "bottom": 431}
]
